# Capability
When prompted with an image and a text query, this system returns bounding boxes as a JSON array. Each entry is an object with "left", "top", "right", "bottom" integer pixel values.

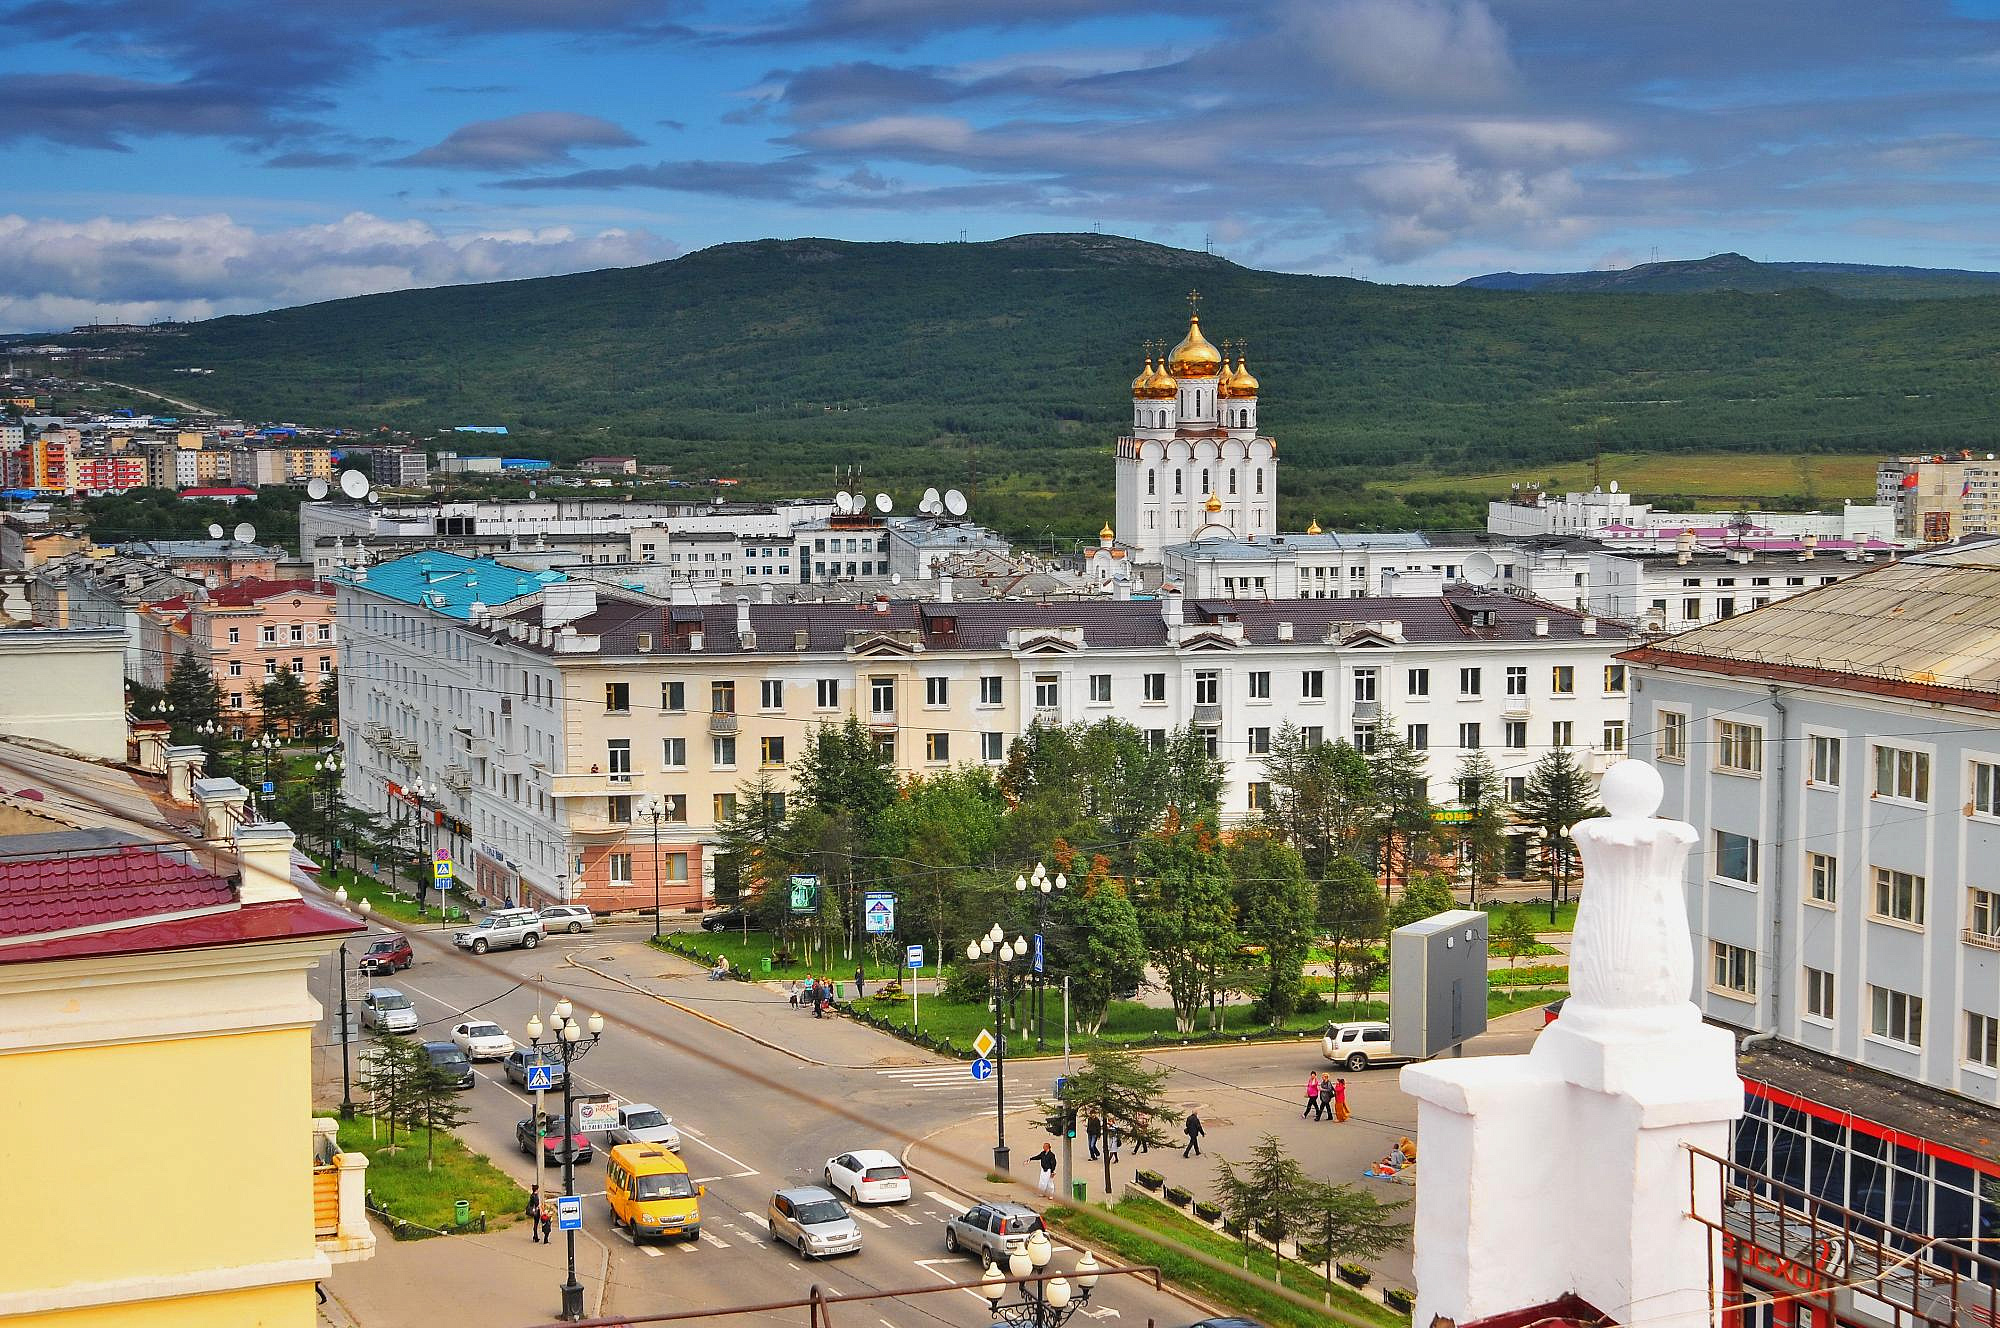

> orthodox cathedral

[{"left": 1111, "top": 295, "right": 1278, "bottom": 563}]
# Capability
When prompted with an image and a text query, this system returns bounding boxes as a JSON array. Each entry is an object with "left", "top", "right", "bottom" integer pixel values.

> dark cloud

[
  {"left": 0, "top": 71, "right": 326, "bottom": 150},
  {"left": 657, "top": 118, "right": 687, "bottom": 130},
  {"left": 387, "top": 112, "right": 642, "bottom": 170},
  {"left": 497, "top": 156, "right": 819, "bottom": 199},
  {"left": 731, "top": 0, "right": 1154, "bottom": 47},
  {"left": 263, "top": 150, "right": 360, "bottom": 169}
]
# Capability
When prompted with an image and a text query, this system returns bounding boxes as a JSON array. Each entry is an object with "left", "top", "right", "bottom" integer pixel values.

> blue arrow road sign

[
  {"left": 261, "top": 780, "right": 275, "bottom": 795},
  {"left": 1032, "top": 932, "right": 1045, "bottom": 974},
  {"left": 970, "top": 1057, "right": 994, "bottom": 1080},
  {"left": 525, "top": 1063, "right": 554, "bottom": 1091},
  {"left": 557, "top": 1195, "right": 582, "bottom": 1231}
]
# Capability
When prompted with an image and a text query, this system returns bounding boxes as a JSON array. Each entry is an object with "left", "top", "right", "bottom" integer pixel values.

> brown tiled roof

[{"left": 0, "top": 843, "right": 234, "bottom": 939}]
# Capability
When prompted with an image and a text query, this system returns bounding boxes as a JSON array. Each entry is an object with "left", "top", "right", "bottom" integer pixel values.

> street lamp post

[
  {"left": 410, "top": 779, "right": 443, "bottom": 923},
  {"left": 316, "top": 750, "right": 343, "bottom": 859},
  {"left": 636, "top": 796, "right": 665, "bottom": 940},
  {"left": 967, "top": 922, "right": 1024, "bottom": 1171},
  {"left": 979, "top": 1233, "right": 1100, "bottom": 1328},
  {"left": 331, "top": 886, "right": 372, "bottom": 1119},
  {"left": 524, "top": 1000, "right": 605, "bottom": 1322},
  {"left": 1550, "top": 823, "right": 1574, "bottom": 924},
  {"left": 1014, "top": 862, "right": 1065, "bottom": 1049}
]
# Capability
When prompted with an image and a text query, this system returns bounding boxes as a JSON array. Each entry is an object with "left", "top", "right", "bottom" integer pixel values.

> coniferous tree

[
  {"left": 1368, "top": 713, "right": 1435, "bottom": 889},
  {"left": 1516, "top": 748, "right": 1604, "bottom": 901},
  {"left": 1046, "top": 1046, "right": 1174, "bottom": 1202},
  {"left": 1451, "top": 749, "right": 1510, "bottom": 903}
]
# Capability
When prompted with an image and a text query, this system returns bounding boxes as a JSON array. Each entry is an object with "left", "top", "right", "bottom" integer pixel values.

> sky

[{"left": 5, "top": 0, "right": 2000, "bottom": 331}]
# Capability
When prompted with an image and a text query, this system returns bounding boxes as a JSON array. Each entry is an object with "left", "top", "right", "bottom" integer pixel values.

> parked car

[
  {"left": 452, "top": 909, "right": 544, "bottom": 954},
  {"left": 420, "top": 1040, "right": 474, "bottom": 1090},
  {"left": 359, "top": 987, "right": 418, "bottom": 1034},
  {"left": 1321, "top": 1020, "right": 1413, "bottom": 1071},
  {"left": 539, "top": 905, "right": 595, "bottom": 934},
  {"left": 451, "top": 1020, "right": 515, "bottom": 1060},
  {"left": 501, "top": 1047, "right": 565, "bottom": 1089},
  {"left": 609, "top": 1103, "right": 681, "bottom": 1151},
  {"left": 517, "top": 1113, "right": 593, "bottom": 1165},
  {"left": 943, "top": 1201, "right": 1046, "bottom": 1262},
  {"left": 767, "top": 1186, "right": 862, "bottom": 1258},
  {"left": 356, "top": 934, "right": 413, "bottom": 975},
  {"left": 822, "top": 1150, "right": 911, "bottom": 1205},
  {"left": 699, "top": 908, "right": 749, "bottom": 933}
]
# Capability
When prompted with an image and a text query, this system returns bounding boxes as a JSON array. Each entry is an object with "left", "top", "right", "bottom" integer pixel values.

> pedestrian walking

[
  {"left": 1107, "top": 1122, "right": 1121, "bottom": 1163},
  {"left": 855, "top": 964, "right": 866, "bottom": 999},
  {"left": 538, "top": 1197, "right": 554, "bottom": 1244},
  {"left": 1315, "top": 1073, "right": 1334, "bottom": 1121},
  {"left": 1036, "top": 1143, "right": 1058, "bottom": 1198},
  {"left": 1334, "top": 1076, "right": 1351, "bottom": 1123},
  {"left": 1182, "top": 1110, "right": 1204, "bottom": 1158},
  {"left": 526, "top": 1184, "right": 543, "bottom": 1241},
  {"left": 1086, "top": 1113, "right": 1103, "bottom": 1160},
  {"left": 1303, "top": 1071, "right": 1321, "bottom": 1118},
  {"left": 1132, "top": 1123, "right": 1150, "bottom": 1156},
  {"left": 813, "top": 978, "right": 825, "bottom": 1018},
  {"left": 788, "top": 980, "right": 801, "bottom": 1010}
]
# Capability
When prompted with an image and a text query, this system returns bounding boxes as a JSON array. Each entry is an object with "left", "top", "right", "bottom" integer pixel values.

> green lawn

[
  {"left": 657, "top": 929, "right": 912, "bottom": 982},
  {"left": 1485, "top": 899, "right": 1579, "bottom": 932},
  {"left": 313, "top": 860, "right": 469, "bottom": 929},
  {"left": 1047, "top": 1195, "right": 1408, "bottom": 1328},
  {"left": 335, "top": 1116, "right": 530, "bottom": 1237}
]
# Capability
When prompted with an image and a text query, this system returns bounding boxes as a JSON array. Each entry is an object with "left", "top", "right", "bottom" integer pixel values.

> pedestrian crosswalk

[{"left": 875, "top": 1065, "right": 988, "bottom": 1093}]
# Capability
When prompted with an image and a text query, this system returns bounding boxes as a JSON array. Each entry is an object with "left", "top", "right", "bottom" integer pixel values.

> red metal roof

[
  {"left": 1, "top": 896, "right": 359, "bottom": 964},
  {"left": 202, "top": 577, "right": 334, "bottom": 607}
]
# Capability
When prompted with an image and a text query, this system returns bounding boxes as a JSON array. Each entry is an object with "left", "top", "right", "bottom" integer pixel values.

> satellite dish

[
  {"left": 206, "top": 524, "right": 224, "bottom": 539},
  {"left": 874, "top": 492, "right": 892, "bottom": 514},
  {"left": 338, "top": 469, "right": 370, "bottom": 499},
  {"left": 306, "top": 477, "right": 330, "bottom": 500},
  {"left": 891, "top": 573, "right": 902, "bottom": 585},
  {"left": 367, "top": 493, "right": 381, "bottom": 505},
  {"left": 922, "top": 486, "right": 941, "bottom": 509},
  {"left": 233, "top": 522, "right": 257, "bottom": 544},
  {"left": 1462, "top": 551, "right": 1498, "bottom": 588},
  {"left": 944, "top": 488, "right": 967, "bottom": 517},
  {"left": 848, "top": 491, "right": 867, "bottom": 514},
  {"left": 1609, "top": 481, "right": 1620, "bottom": 494},
  {"left": 834, "top": 492, "right": 853, "bottom": 514}
]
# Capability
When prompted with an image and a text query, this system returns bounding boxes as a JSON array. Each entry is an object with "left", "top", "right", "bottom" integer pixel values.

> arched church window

[
  {"left": 1228, "top": 468, "right": 1237, "bottom": 495},
  {"left": 1201, "top": 468, "right": 1210, "bottom": 494},
  {"left": 1174, "top": 469, "right": 1183, "bottom": 495},
  {"left": 1255, "top": 468, "right": 1264, "bottom": 494},
  {"left": 1147, "top": 468, "right": 1156, "bottom": 496}
]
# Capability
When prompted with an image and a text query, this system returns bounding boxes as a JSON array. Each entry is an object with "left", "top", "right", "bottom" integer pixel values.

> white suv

[
  {"left": 1321, "top": 1020, "right": 1413, "bottom": 1071},
  {"left": 453, "top": 909, "right": 545, "bottom": 954}
]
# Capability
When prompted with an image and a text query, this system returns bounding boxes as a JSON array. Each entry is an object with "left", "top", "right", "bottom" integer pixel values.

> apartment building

[
  {"left": 1878, "top": 453, "right": 2000, "bottom": 542},
  {"left": 1588, "top": 544, "right": 1877, "bottom": 632},
  {"left": 1490, "top": 481, "right": 1895, "bottom": 543},
  {"left": 339, "top": 550, "right": 1636, "bottom": 913},
  {"left": 1164, "top": 529, "right": 1595, "bottom": 605},
  {"left": 1623, "top": 539, "right": 2000, "bottom": 1275},
  {"left": 186, "top": 579, "right": 339, "bottom": 734}
]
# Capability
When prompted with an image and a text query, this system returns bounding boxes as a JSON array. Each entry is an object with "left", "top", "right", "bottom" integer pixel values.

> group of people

[
  {"left": 787, "top": 977, "right": 837, "bottom": 1016},
  {"left": 1083, "top": 1113, "right": 1150, "bottom": 1162},
  {"left": 1303, "top": 1071, "right": 1351, "bottom": 1122},
  {"left": 1363, "top": 1137, "right": 1419, "bottom": 1179},
  {"left": 524, "top": 1184, "right": 555, "bottom": 1242}
]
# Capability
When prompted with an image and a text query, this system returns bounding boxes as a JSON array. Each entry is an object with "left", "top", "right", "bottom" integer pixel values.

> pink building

[{"left": 187, "top": 579, "right": 338, "bottom": 737}]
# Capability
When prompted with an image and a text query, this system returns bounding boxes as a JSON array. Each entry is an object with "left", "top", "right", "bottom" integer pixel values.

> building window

[
  {"left": 1406, "top": 668, "right": 1429, "bottom": 698},
  {"left": 1302, "top": 669, "right": 1324, "bottom": 700},
  {"left": 663, "top": 737, "right": 686, "bottom": 768},
  {"left": 1807, "top": 852, "right": 1837, "bottom": 906},
  {"left": 1194, "top": 671, "right": 1220, "bottom": 706},
  {"left": 761, "top": 736, "right": 786, "bottom": 767},
  {"left": 228, "top": 660, "right": 243, "bottom": 677},
  {"left": 1505, "top": 665, "right": 1527, "bottom": 696},
  {"left": 608, "top": 796, "right": 633, "bottom": 824},
  {"left": 873, "top": 733, "right": 895, "bottom": 763},
  {"left": 1504, "top": 720, "right": 1527, "bottom": 750},
  {"left": 1658, "top": 710, "right": 1685, "bottom": 762},
  {"left": 605, "top": 682, "right": 630, "bottom": 713},
  {"left": 1250, "top": 670, "right": 1272, "bottom": 700},
  {"left": 1459, "top": 722, "right": 1481, "bottom": 749},
  {"left": 926, "top": 732, "right": 949, "bottom": 763},
  {"left": 1505, "top": 775, "right": 1526, "bottom": 801},
  {"left": 1602, "top": 720, "right": 1626, "bottom": 753},
  {"left": 713, "top": 735, "right": 737, "bottom": 768},
  {"left": 1603, "top": 664, "right": 1626, "bottom": 694},
  {"left": 1683, "top": 596, "right": 1702, "bottom": 622},
  {"left": 662, "top": 681, "right": 685, "bottom": 711},
  {"left": 981, "top": 732, "right": 1004, "bottom": 762},
  {"left": 1551, "top": 720, "right": 1573, "bottom": 747},
  {"left": 1147, "top": 468, "right": 1156, "bottom": 496},
  {"left": 1710, "top": 942, "right": 1757, "bottom": 998},
  {"left": 1871, "top": 866, "right": 1926, "bottom": 926},
  {"left": 816, "top": 678, "right": 839, "bottom": 709},
  {"left": 711, "top": 680, "right": 736, "bottom": 715},
  {"left": 1300, "top": 726, "right": 1323, "bottom": 748},
  {"left": 1089, "top": 674, "right": 1111, "bottom": 704},
  {"left": 1714, "top": 830, "right": 1760, "bottom": 885},
  {"left": 227, "top": 626, "right": 240, "bottom": 644},
  {"left": 1869, "top": 985, "right": 1923, "bottom": 1046},
  {"left": 1809, "top": 735, "right": 1841, "bottom": 786},
  {"left": 1716, "top": 720, "right": 1764, "bottom": 775},
  {"left": 1144, "top": 672, "right": 1167, "bottom": 703},
  {"left": 1247, "top": 726, "right": 1271, "bottom": 755},
  {"left": 290, "top": 624, "right": 305, "bottom": 643},
  {"left": 660, "top": 794, "right": 687, "bottom": 823},
  {"left": 605, "top": 739, "right": 631, "bottom": 779},
  {"left": 1457, "top": 666, "right": 1480, "bottom": 697},
  {"left": 318, "top": 623, "right": 333, "bottom": 641},
  {"left": 870, "top": 676, "right": 895, "bottom": 714},
  {"left": 264, "top": 660, "right": 277, "bottom": 678},
  {"left": 1551, "top": 665, "right": 1575, "bottom": 695},
  {"left": 1974, "top": 761, "right": 2000, "bottom": 817},
  {"left": 609, "top": 853, "right": 633, "bottom": 884},
  {"left": 1968, "top": 886, "right": 1999, "bottom": 942},
  {"left": 1873, "top": 745, "right": 1931, "bottom": 803},
  {"left": 761, "top": 679, "right": 783, "bottom": 709},
  {"left": 1968, "top": 1011, "right": 1999, "bottom": 1069},
  {"left": 1248, "top": 781, "right": 1271, "bottom": 812},
  {"left": 714, "top": 792, "right": 736, "bottom": 823},
  {"left": 261, "top": 625, "right": 277, "bottom": 644},
  {"left": 1352, "top": 668, "right": 1377, "bottom": 703},
  {"left": 920, "top": 676, "right": 946, "bottom": 707},
  {"left": 1353, "top": 724, "right": 1377, "bottom": 754},
  {"left": 1405, "top": 723, "right": 1428, "bottom": 750},
  {"left": 1174, "top": 468, "right": 1183, "bottom": 495},
  {"left": 1805, "top": 967, "right": 1835, "bottom": 1021},
  {"left": 765, "top": 792, "right": 787, "bottom": 820},
  {"left": 1035, "top": 674, "right": 1060, "bottom": 710},
  {"left": 979, "top": 676, "right": 1002, "bottom": 706}
]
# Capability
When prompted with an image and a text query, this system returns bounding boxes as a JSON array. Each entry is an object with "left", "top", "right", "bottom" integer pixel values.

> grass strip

[{"left": 335, "top": 1115, "right": 530, "bottom": 1239}]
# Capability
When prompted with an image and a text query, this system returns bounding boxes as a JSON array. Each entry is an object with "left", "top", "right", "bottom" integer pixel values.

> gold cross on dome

[{"left": 1186, "top": 289, "right": 1201, "bottom": 317}]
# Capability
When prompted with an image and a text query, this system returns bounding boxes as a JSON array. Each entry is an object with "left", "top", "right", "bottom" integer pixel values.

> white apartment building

[
  {"left": 1587, "top": 544, "right": 1877, "bottom": 632},
  {"left": 1164, "top": 529, "right": 1595, "bottom": 606},
  {"left": 1489, "top": 483, "right": 1895, "bottom": 543},
  {"left": 338, "top": 550, "right": 1636, "bottom": 914}
]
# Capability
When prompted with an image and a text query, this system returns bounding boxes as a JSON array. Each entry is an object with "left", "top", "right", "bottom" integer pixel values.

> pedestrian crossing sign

[
  {"left": 525, "top": 1063, "right": 554, "bottom": 1091},
  {"left": 973, "top": 1028, "right": 996, "bottom": 1059},
  {"left": 432, "top": 858, "right": 453, "bottom": 882}
]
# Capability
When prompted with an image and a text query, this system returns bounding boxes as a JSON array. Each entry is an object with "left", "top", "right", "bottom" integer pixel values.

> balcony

[
  {"left": 868, "top": 711, "right": 898, "bottom": 731},
  {"left": 708, "top": 712, "right": 739, "bottom": 736},
  {"left": 1501, "top": 702, "right": 1532, "bottom": 720},
  {"left": 1192, "top": 704, "right": 1223, "bottom": 728},
  {"left": 551, "top": 771, "right": 644, "bottom": 798},
  {"left": 1351, "top": 699, "right": 1381, "bottom": 721},
  {"left": 312, "top": 1119, "right": 375, "bottom": 1263},
  {"left": 1964, "top": 927, "right": 2000, "bottom": 952},
  {"left": 442, "top": 765, "right": 473, "bottom": 792}
]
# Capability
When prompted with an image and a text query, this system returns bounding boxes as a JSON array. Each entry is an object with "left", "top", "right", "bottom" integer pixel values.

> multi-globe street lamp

[
  {"left": 331, "top": 885, "right": 372, "bottom": 1119},
  {"left": 523, "top": 1000, "right": 605, "bottom": 1322},
  {"left": 316, "top": 750, "right": 343, "bottom": 858},
  {"left": 1014, "top": 861, "right": 1065, "bottom": 1049},
  {"left": 635, "top": 795, "right": 667, "bottom": 940},
  {"left": 979, "top": 1231, "right": 1100, "bottom": 1328},
  {"left": 967, "top": 922, "right": 1025, "bottom": 1171}
]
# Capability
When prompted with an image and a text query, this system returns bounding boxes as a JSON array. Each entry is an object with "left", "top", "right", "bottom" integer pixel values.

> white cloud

[
  {"left": 1289, "top": 0, "right": 1516, "bottom": 101},
  {"left": 0, "top": 211, "right": 676, "bottom": 331},
  {"left": 1353, "top": 156, "right": 1584, "bottom": 261}
]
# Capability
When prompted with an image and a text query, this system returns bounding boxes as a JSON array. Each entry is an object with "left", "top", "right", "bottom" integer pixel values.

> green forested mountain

[
  {"left": 80, "top": 233, "right": 2000, "bottom": 536},
  {"left": 1459, "top": 251, "right": 2000, "bottom": 299}
]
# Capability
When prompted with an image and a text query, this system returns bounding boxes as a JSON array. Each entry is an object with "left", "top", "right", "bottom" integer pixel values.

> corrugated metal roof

[{"left": 351, "top": 551, "right": 565, "bottom": 619}]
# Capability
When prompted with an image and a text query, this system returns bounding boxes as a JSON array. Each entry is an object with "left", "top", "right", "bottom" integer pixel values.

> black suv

[
  {"left": 420, "top": 1040, "right": 474, "bottom": 1090},
  {"left": 700, "top": 908, "right": 750, "bottom": 933}
]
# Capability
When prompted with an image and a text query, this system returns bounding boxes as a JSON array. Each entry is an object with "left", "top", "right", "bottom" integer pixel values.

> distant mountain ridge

[{"left": 1458, "top": 252, "right": 2000, "bottom": 298}]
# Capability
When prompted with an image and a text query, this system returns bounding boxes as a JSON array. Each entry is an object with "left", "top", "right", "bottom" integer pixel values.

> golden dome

[
  {"left": 1099, "top": 521, "right": 1115, "bottom": 541},
  {"left": 1130, "top": 356, "right": 1153, "bottom": 399},
  {"left": 1306, "top": 517, "right": 1322, "bottom": 535},
  {"left": 1205, "top": 492, "right": 1223, "bottom": 514},
  {"left": 1145, "top": 357, "right": 1177, "bottom": 398},
  {"left": 1169, "top": 314, "right": 1223, "bottom": 378},
  {"left": 1220, "top": 353, "right": 1260, "bottom": 399}
]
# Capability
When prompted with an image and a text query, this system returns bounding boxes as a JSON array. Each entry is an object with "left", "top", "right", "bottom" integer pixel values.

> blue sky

[{"left": 5, "top": 0, "right": 2000, "bottom": 329}]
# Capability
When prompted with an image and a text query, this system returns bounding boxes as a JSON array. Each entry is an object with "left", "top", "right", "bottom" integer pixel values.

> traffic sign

[
  {"left": 261, "top": 780, "right": 275, "bottom": 795},
  {"left": 905, "top": 944, "right": 924, "bottom": 970},
  {"left": 970, "top": 1057, "right": 994, "bottom": 1081},
  {"left": 557, "top": 1195, "right": 582, "bottom": 1231},
  {"left": 863, "top": 891, "right": 896, "bottom": 935},
  {"left": 1032, "top": 932, "right": 1045, "bottom": 974},
  {"left": 972, "top": 1028, "right": 996, "bottom": 1059},
  {"left": 432, "top": 858, "right": 453, "bottom": 881},
  {"left": 525, "top": 1063, "right": 554, "bottom": 1091}
]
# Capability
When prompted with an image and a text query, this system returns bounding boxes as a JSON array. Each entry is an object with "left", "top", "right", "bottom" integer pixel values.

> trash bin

[
  {"left": 454, "top": 1199, "right": 470, "bottom": 1227},
  {"left": 1071, "top": 1181, "right": 1087, "bottom": 1202},
  {"left": 760, "top": 957, "right": 772, "bottom": 973}
]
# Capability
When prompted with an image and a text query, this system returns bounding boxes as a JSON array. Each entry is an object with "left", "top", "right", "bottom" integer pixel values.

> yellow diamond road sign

[{"left": 973, "top": 1029, "right": 996, "bottom": 1059}]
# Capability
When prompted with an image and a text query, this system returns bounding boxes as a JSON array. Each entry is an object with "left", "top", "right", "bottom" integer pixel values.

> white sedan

[
  {"left": 609, "top": 1103, "right": 682, "bottom": 1152},
  {"left": 822, "top": 1149, "right": 912, "bottom": 1205},
  {"left": 451, "top": 1020, "right": 515, "bottom": 1061}
]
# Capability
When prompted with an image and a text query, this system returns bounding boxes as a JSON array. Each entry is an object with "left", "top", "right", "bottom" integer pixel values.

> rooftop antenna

[
  {"left": 306, "top": 476, "right": 329, "bottom": 501},
  {"left": 873, "top": 492, "right": 893, "bottom": 514},
  {"left": 944, "top": 488, "right": 967, "bottom": 518}
]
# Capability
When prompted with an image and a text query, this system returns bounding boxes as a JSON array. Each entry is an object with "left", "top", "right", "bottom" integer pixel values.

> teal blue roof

[{"left": 351, "top": 551, "right": 564, "bottom": 618}]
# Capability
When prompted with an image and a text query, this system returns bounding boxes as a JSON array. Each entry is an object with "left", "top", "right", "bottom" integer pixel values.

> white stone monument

[{"left": 1405, "top": 760, "right": 1742, "bottom": 1328}]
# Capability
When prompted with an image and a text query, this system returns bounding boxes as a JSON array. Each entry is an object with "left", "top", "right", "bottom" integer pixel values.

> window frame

[
  {"left": 1716, "top": 720, "right": 1765, "bottom": 776},
  {"left": 1806, "top": 851, "right": 1836, "bottom": 907},
  {"left": 1872, "top": 745, "right": 1931, "bottom": 804},
  {"left": 1809, "top": 734, "right": 1842, "bottom": 786},
  {"left": 1804, "top": 967, "right": 1835, "bottom": 1022},
  {"left": 1658, "top": 710, "right": 1686, "bottom": 763},
  {"left": 1869, "top": 984, "right": 1923, "bottom": 1048},
  {"left": 1870, "top": 865, "right": 1927, "bottom": 927},
  {"left": 1709, "top": 941, "right": 1757, "bottom": 1000},
  {"left": 1713, "top": 828, "right": 1761, "bottom": 887}
]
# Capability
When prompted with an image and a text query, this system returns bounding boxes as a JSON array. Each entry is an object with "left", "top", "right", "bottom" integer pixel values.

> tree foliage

[
  {"left": 1136, "top": 824, "right": 1239, "bottom": 1034},
  {"left": 1225, "top": 831, "right": 1316, "bottom": 1024},
  {"left": 1047, "top": 1046, "right": 1175, "bottom": 1202},
  {"left": 1259, "top": 728, "right": 1376, "bottom": 879}
]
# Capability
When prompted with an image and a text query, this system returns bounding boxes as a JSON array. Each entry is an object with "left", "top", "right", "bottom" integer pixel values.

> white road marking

[
  {"left": 676, "top": 1240, "right": 699, "bottom": 1254},
  {"left": 700, "top": 1232, "right": 730, "bottom": 1249},
  {"left": 925, "top": 1191, "right": 969, "bottom": 1213},
  {"left": 881, "top": 1319, "right": 897, "bottom": 1328},
  {"left": 852, "top": 1209, "right": 890, "bottom": 1229},
  {"left": 913, "top": 1258, "right": 992, "bottom": 1303},
  {"left": 741, "top": 1213, "right": 769, "bottom": 1230},
  {"left": 681, "top": 1132, "right": 760, "bottom": 1178},
  {"left": 643, "top": 1245, "right": 665, "bottom": 1259},
  {"left": 692, "top": 1175, "right": 723, "bottom": 1184},
  {"left": 894, "top": 1211, "right": 921, "bottom": 1226}
]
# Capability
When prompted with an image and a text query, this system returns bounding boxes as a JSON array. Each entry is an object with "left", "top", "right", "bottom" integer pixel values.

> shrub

[
  {"left": 1296, "top": 1240, "right": 1327, "bottom": 1265},
  {"left": 1221, "top": 1219, "right": 1243, "bottom": 1237},
  {"left": 1163, "top": 1185, "right": 1192, "bottom": 1208},
  {"left": 941, "top": 963, "right": 989, "bottom": 1003},
  {"left": 1134, "top": 1169, "right": 1164, "bottom": 1191},
  {"left": 1194, "top": 1200, "right": 1222, "bottom": 1223},
  {"left": 1385, "top": 1289, "right": 1414, "bottom": 1312},
  {"left": 1295, "top": 988, "right": 1326, "bottom": 1014},
  {"left": 1254, "top": 1220, "right": 1283, "bottom": 1241},
  {"left": 1339, "top": 1263, "right": 1372, "bottom": 1287}
]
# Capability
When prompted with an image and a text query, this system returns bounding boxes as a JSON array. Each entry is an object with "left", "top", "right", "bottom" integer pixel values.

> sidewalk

[{"left": 320, "top": 1215, "right": 605, "bottom": 1328}]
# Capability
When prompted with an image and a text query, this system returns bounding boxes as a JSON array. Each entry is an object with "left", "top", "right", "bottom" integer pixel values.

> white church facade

[{"left": 1112, "top": 298, "right": 1278, "bottom": 563}]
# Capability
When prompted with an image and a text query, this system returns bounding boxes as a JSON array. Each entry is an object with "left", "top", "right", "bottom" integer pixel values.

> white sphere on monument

[{"left": 1598, "top": 758, "right": 1662, "bottom": 820}]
